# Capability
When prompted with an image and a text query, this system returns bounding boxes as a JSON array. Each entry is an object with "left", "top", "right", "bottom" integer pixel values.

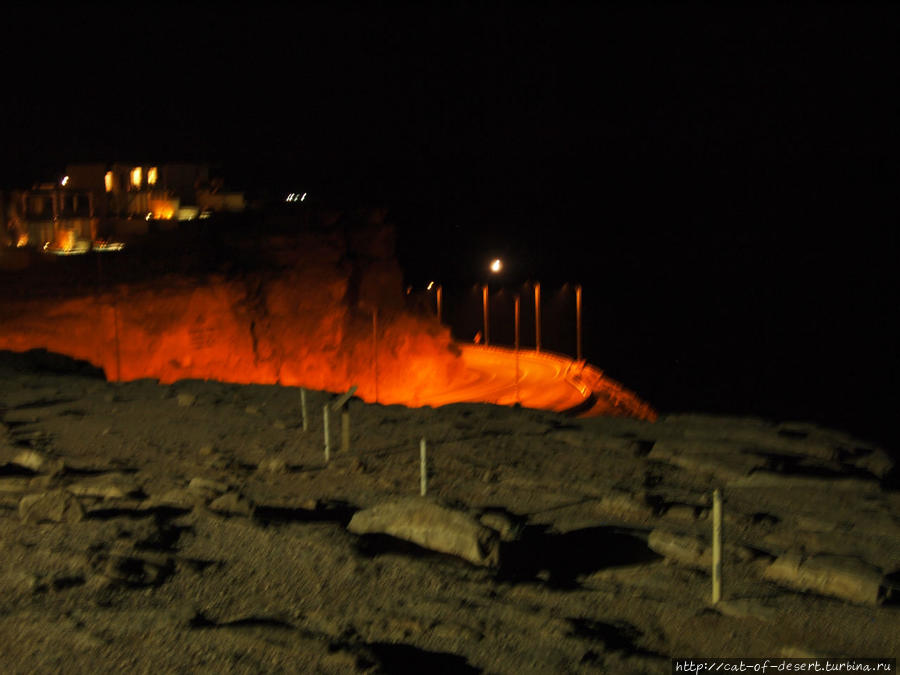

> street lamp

[
  {"left": 481, "top": 258, "right": 503, "bottom": 346},
  {"left": 482, "top": 284, "right": 490, "bottom": 346},
  {"left": 427, "top": 282, "right": 442, "bottom": 323}
]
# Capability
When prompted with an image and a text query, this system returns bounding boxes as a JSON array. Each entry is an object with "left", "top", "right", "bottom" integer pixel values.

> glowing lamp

[
  {"left": 104, "top": 171, "right": 113, "bottom": 192},
  {"left": 490, "top": 258, "right": 502, "bottom": 273},
  {"left": 61, "top": 176, "right": 69, "bottom": 186},
  {"left": 131, "top": 167, "right": 142, "bottom": 188},
  {"left": 147, "top": 167, "right": 158, "bottom": 185}
]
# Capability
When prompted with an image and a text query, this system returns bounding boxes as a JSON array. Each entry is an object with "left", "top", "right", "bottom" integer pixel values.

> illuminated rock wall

[{"left": 0, "top": 224, "right": 464, "bottom": 405}]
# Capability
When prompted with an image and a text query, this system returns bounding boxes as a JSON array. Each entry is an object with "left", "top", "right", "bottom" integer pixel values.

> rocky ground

[{"left": 0, "top": 350, "right": 898, "bottom": 674}]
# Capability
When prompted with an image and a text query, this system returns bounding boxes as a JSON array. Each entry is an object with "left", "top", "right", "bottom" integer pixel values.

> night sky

[{"left": 2, "top": 3, "right": 897, "bottom": 448}]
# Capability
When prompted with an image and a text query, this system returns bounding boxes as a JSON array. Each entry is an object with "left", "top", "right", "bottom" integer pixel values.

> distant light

[
  {"left": 16, "top": 234, "right": 28, "bottom": 247},
  {"left": 427, "top": 281, "right": 434, "bottom": 290},
  {"left": 131, "top": 167, "right": 142, "bottom": 188},
  {"left": 147, "top": 167, "right": 158, "bottom": 186},
  {"left": 286, "top": 193, "right": 294, "bottom": 202},
  {"left": 61, "top": 176, "right": 69, "bottom": 186},
  {"left": 490, "top": 258, "right": 502, "bottom": 273},
  {"left": 199, "top": 210, "right": 211, "bottom": 220},
  {"left": 104, "top": 171, "right": 113, "bottom": 192},
  {"left": 300, "top": 192, "right": 307, "bottom": 201},
  {"left": 145, "top": 212, "right": 152, "bottom": 221}
]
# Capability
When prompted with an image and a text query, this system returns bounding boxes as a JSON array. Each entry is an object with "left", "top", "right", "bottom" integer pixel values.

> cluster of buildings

[{"left": 1, "top": 163, "right": 246, "bottom": 253}]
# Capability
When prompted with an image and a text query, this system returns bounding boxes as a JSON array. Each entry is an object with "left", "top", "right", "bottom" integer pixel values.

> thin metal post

[
  {"left": 534, "top": 282, "right": 541, "bottom": 352},
  {"left": 419, "top": 437, "right": 427, "bottom": 496},
  {"left": 482, "top": 284, "right": 490, "bottom": 346},
  {"left": 712, "top": 488, "right": 722, "bottom": 604},
  {"left": 323, "top": 405, "right": 331, "bottom": 462},
  {"left": 300, "top": 388, "right": 309, "bottom": 431},
  {"left": 514, "top": 294, "right": 520, "bottom": 403}
]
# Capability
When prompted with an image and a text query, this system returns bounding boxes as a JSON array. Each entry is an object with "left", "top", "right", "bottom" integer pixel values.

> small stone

[
  {"left": 208, "top": 491, "right": 254, "bottom": 517},
  {"left": 257, "top": 458, "right": 288, "bottom": 473},
  {"left": 187, "top": 477, "right": 230, "bottom": 495},
  {"left": 13, "top": 450, "right": 63, "bottom": 475},
  {"left": 19, "top": 490, "right": 85, "bottom": 524},
  {"left": 198, "top": 444, "right": 217, "bottom": 456},
  {"left": 151, "top": 489, "right": 200, "bottom": 510},
  {"left": 176, "top": 393, "right": 196, "bottom": 407},
  {"left": 68, "top": 473, "right": 141, "bottom": 500}
]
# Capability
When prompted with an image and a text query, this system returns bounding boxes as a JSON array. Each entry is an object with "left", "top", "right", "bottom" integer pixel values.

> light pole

[
  {"left": 534, "top": 282, "right": 541, "bottom": 352},
  {"left": 514, "top": 293, "right": 520, "bottom": 403},
  {"left": 482, "top": 284, "right": 490, "bottom": 346},
  {"left": 483, "top": 257, "right": 503, "bottom": 346},
  {"left": 576, "top": 284, "right": 582, "bottom": 362}
]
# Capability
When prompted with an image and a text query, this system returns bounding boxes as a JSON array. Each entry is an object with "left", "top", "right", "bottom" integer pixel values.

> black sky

[{"left": 2, "top": 2, "right": 897, "bottom": 445}]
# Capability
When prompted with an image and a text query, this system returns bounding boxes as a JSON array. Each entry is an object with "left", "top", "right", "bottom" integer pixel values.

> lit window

[
  {"left": 104, "top": 171, "right": 113, "bottom": 192},
  {"left": 147, "top": 167, "right": 158, "bottom": 185},
  {"left": 131, "top": 167, "right": 142, "bottom": 188}
]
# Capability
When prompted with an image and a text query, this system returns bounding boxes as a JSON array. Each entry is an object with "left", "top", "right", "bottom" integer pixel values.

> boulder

[
  {"left": 347, "top": 498, "right": 501, "bottom": 567},
  {"left": 19, "top": 490, "right": 85, "bottom": 524},
  {"left": 763, "top": 552, "right": 886, "bottom": 605},
  {"left": 208, "top": 491, "right": 254, "bottom": 517}
]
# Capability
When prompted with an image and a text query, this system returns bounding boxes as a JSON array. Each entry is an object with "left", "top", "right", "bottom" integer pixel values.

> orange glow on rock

[{"left": 0, "top": 231, "right": 655, "bottom": 420}]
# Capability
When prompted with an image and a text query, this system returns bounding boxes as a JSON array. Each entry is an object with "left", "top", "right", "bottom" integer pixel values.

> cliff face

[{"left": 0, "top": 221, "right": 464, "bottom": 405}]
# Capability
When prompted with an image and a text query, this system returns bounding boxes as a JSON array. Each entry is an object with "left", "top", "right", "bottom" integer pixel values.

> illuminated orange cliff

[{"left": 0, "top": 216, "right": 655, "bottom": 419}]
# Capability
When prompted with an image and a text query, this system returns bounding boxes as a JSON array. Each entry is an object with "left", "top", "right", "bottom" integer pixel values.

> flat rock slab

[
  {"left": 68, "top": 473, "right": 142, "bottom": 500},
  {"left": 347, "top": 498, "right": 501, "bottom": 567},
  {"left": 763, "top": 552, "right": 886, "bottom": 605},
  {"left": 19, "top": 490, "right": 84, "bottom": 524},
  {"left": 648, "top": 528, "right": 754, "bottom": 569}
]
